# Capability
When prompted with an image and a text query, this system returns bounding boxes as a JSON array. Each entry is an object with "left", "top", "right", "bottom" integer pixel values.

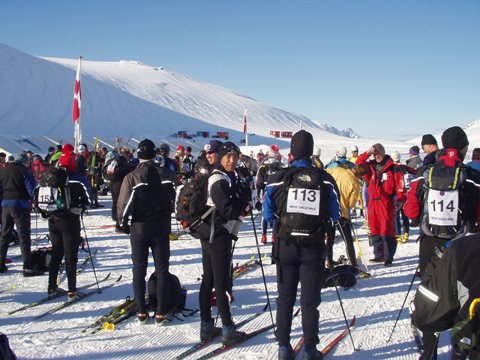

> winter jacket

[
  {"left": 255, "top": 158, "right": 285, "bottom": 194},
  {"left": 325, "top": 157, "right": 355, "bottom": 170},
  {"left": 355, "top": 153, "right": 406, "bottom": 236},
  {"left": 411, "top": 233, "right": 480, "bottom": 346},
  {"left": 423, "top": 150, "right": 439, "bottom": 167},
  {"left": 0, "top": 162, "right": 36, "bottom": 209},
  {"left": 326, "top": 164, "right": 361, "bottom": 219},
  {"left": 404, "top": 148, "right": 480, "bottom": 231},
  {"left": 206, "top": 166, "right": 250, "bottom": 235},
  {"left": 262, "top": 158, "right": 341, "bottom": 225},
  {"left": 117, "top": 160, "right": 176, "bottom": 226},
  {"left": 466, "top": 160, "right": 480, "bottom": 173},
  {"left": 406, "top": 155, "right": 423, "bottom": 170}
]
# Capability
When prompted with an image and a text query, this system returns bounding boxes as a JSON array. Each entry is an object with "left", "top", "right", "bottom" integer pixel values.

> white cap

[
  {"left": 351, "top": 145, "right": 358, "bottom": 152},
  {"left": 77, "top": 144, "right": 87, "bottom": 153},
  {"left": 391, "top": 150, "right": 401, "bottom": 162},
  {"left": 313, "top": 146, "right": 321, "bottom": 157},
  {"left": 336, "top": 146, "right": 347, "bottom": 158}
]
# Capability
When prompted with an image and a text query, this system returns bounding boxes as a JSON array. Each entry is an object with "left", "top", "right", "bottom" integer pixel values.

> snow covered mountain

[{"left": 0, "top": 42, "right": 355, "bottom": 143}]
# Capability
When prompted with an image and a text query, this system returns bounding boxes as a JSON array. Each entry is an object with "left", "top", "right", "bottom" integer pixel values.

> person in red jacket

[{"left": 356, "top": 143, "right": 406, "bottom": 266}]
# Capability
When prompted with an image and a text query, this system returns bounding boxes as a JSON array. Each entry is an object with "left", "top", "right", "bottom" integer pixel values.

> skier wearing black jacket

[
  {"left": 38, "top": 144, "right": 91, "bottom": 298},
  {"left": 109, "top": 155, "right": 135, "bottom": 230},
  {"left": 198, "top": 141, "right": 251, "bottom": 346},
  {"left": 411, "top": 233, "right": 480, "bottom": 359},
  {"left": 405, "top": 126, "right": 480, "bottom": 359},
  {"left": 0, "top": 153, "right": 39, "bottom": 275},
  {"left": 117, "top": 139, "right": 176, "bottom": 324}
]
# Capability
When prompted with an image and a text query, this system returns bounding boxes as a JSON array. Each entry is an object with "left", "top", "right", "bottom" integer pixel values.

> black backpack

[
  {"left": 277, "top": 167, "right": 326, "bottom": 245},
  {"left": 323, "top": 265, "right": 358, "bottom": 290},
  {"left": 30, "top": 247, "right": 53, "bottom": 272},
  {"left": 175, "top": 173, "right": 211, "bottom": 239},
  {"left": 34, "top": 167, "right": 71, "bottom": 217},
  {"left": 420, "top": 163, "right": 467, "bottom": 239},
  {"left": 148, "top": 272, "right": 187, "bottom": 314}
]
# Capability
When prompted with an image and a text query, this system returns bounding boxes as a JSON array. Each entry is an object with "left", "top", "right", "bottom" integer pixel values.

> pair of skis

[
  {"left": 179, "top": 312, "right": 356, "bottom": 359},
  {"left": 175, "top": 303, "right": 270, "bottom": 359},
  {"left": 33, "top": 274, "right": 123, "bottom": 320},
  {"left": 8, "top": 272, "right": 113, "bottom": 315}
]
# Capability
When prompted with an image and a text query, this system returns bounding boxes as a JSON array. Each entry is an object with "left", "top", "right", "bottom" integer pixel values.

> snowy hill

[{"left": 0, "top": 42, "right": 353, "bottom": 144}]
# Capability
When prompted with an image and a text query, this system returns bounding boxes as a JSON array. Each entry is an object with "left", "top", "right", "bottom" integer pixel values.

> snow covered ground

[{"left": 0, "top": 195, "right": 452, "bottom": 359}]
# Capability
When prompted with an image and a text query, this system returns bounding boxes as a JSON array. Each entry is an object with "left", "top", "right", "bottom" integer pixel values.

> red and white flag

[
  {"left": 73, "top": 57, "right": 82, "bottom": 150},
  {"left": 243, "top": 108, "right": 247, "bottom": 134}
]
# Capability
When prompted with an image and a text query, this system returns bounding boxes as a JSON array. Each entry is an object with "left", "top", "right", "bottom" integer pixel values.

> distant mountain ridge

[{"left": 0, "top": 41, "right": 358, "bottom": 141}]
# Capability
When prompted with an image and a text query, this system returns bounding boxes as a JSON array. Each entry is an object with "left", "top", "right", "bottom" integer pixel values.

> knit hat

[
  {"left": 218, "top": 141, "right": 240, "bottom": 160},
  {"left": 176, "top": 145, "right": 185, "bottom": 151},
  {"left": 14, "top": 153, "right": 29, "bottom": 165},
  {"left": 137, "top": 139, "right": 156, "bottom": 160},
  {"left": 336, "top": 146, "right": 347, "bottom": 158},
  {"left": 409, "top": 146, "right": 420, "bottom": 155},
  {"left": 204, "top": 140, "right": 223, "bottom": 154},
  {"left": 77, "top": 144, "right": 87, "bottom": 153},
  {"left": 271, "top": 144, "right": 280, "bottom": 153},
  {"left": 421, "top": 134, "right": 437, "bottom": 147},
  {"left": 441, "top": 126, "right": 469, "bottom": 150},
  {"left": 290, "top": 130, "right": 314, "bottom": 159},
  {"left": 351, "top": 145, "right": 359, "bottom": 152},
  {"left": 159, "top": 143, "right": 170, "bottom": 155},
  {"left": 313, "top": 146, "right": 321, "bottom": 157},
  {"left": 391, "top": 150, "right": 401, "bottom": 162}
]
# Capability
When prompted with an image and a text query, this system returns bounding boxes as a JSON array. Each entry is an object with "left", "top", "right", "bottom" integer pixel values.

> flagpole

[
  {"left": 243, "top": 108, "right": 248, "bottom": 155},
  {"left": 73, "top": 56, "right": 83, "bottom": 152}
]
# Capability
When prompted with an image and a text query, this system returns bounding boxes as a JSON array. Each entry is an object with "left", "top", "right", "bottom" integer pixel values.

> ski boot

[
  {"left": 200, "top": 319, "right": 222, "bottom": 342},
  {"left": 221, "top": 323, "right": 247, "bottom": 346}
]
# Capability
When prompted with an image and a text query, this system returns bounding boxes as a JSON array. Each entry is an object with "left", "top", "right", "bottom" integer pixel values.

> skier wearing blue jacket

[{"left": 263, "top": 130, "right": 341, "bottom": 360}]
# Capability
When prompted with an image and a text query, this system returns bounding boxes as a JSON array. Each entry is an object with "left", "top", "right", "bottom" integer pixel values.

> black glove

[{"left": 119, "top": 224, "right": 131, "bottom": 235}]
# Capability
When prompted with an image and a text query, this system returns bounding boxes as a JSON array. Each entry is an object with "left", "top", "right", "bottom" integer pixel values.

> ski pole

[
  {"left": 80, "top": 213, "right": 101, "bottom": 293},
  {"left": 325, "top": 265, "right": 358, "bottom": 351},
  {"left": 387, "top": 265, "right": 419, "bottom": 342},
  {"left": 348, "top": 216, "right": 369, "bottom": 272},
  {"left": 250, "top": 211, "right": 276, "bottom": 331}
]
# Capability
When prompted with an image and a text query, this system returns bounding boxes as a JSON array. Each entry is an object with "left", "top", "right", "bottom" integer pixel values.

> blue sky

[{"left": 1, "top": 0, "right": 479, "bottom": 140}]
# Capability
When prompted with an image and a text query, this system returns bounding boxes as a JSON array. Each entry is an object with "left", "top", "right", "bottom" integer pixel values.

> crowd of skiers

[{"left": 2, "top": 125, "right": 480, "bottom": 359}]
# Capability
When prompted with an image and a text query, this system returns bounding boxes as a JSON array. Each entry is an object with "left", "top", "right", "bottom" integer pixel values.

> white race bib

[
  {"left": 427, "top": 189, "right": 458, "bottom": 226},
  {"left": 286, "top": 188, "right": 320, "bottom": 216},
  {"left": 37, "top": 186, "right": 58, "bottom": 212}
]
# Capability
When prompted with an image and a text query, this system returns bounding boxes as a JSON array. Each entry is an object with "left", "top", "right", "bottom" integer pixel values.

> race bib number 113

[{"left": 286, "top": 188, "right": 320, "bottom": 216}]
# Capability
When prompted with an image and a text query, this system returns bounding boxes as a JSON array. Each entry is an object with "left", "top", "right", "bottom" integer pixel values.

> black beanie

[
  {"left": 137, "top": 139, "right": 156, "bottom": 160},
  {"left": 218, "top": 141, "right": 240, "bottom": 160},
  {"left": 290, "top": 130, "right": 314, "bottom": 159},
  {"left": 421, "top": 134, "right": 437, "bottom": 146},
  {"left": 441, "top": 126, "right": 469, "bottom": 150}
]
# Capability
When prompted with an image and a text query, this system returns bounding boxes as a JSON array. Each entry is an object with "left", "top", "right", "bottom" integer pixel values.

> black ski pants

[
  {"left": 199, "top": 232, "right": 233, "bottom": 327},
  {"left": 110, "top": 181, "right": 122, "bottom": 223},
  {"left": 276, "top": 240, "right": 323, "bottom": 348},
  {"left": 0, "top": 207, "right": 32, "bottom": 268},
  {"left": 130, "top": 220, "right": 170, "bottom": 315},
  {"left": 48, "top": 214, "right": 81, "bottom": 292}
]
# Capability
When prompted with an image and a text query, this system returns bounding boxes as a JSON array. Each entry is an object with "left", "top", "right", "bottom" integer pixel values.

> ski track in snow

[{"left": 0, "top": 196, "right": 453, "bottom": 359}]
